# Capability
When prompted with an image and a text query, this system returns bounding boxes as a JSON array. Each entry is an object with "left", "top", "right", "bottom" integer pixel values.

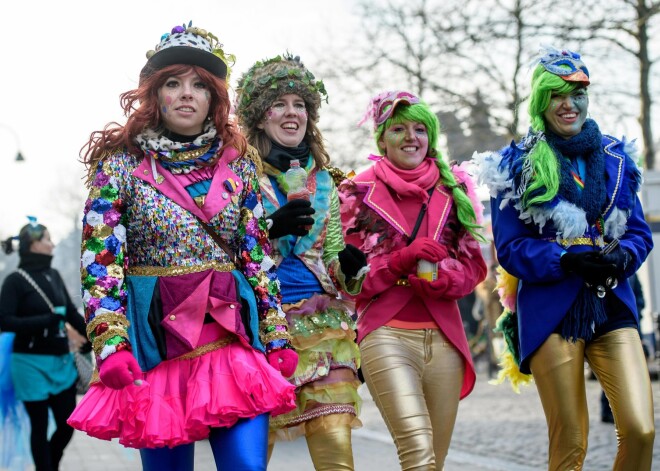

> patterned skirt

[{"left": 269, "top": 293, "right": 362, "bottom": 441}]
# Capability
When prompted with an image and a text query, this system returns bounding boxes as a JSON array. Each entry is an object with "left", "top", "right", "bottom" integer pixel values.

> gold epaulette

[
  {"left": 245, "top": 145, "right": 263, "bottom": 176},
  {"left": 325, "top": 165, "right": 355, "bottom": 187}
]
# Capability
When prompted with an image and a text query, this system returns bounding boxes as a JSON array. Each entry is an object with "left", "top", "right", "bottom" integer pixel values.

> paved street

[{"left": 57, "top": 360, "right": 660, "bottom": 471}]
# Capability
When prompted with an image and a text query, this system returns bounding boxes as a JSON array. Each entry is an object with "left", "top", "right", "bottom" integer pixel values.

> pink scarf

[{"left": 373, "top": 157, "right": 440, "bottom": 202}]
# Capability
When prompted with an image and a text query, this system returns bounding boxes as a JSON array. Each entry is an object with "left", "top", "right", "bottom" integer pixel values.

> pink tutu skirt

[{"left": 68, "top": 342, "right": 296, "bottom": 448}]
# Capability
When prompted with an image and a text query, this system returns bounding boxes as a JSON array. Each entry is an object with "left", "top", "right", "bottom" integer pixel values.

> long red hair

[{"left": 81, "top": 64, "right": 246, "bottom": 185}]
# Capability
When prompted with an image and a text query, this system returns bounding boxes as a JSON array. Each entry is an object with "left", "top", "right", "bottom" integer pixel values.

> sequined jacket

[
  {"left": 81, "top": 146, "right": 291, "bottom": 371},
  {"left": 478, "top": 135, "right": 653, "bottom": 373},
  {"left": 259, "top": 162, "right": 364, "bottom": 297}
]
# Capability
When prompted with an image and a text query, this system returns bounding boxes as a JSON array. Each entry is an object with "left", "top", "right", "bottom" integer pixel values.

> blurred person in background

[
  {"left": 478, "top": 46, "right": 654, "bottom": 470},
  {"left": 66, "top": 23, "right": 297, "bottom": 471},
  {"left": 338, "top": 90, "right": 487, "bottom": 470},
  {"left": 473, "top": 214, "right": 504, "bottom": 378},
  {"left": 0, "top": 218, "right": 89, "bottom": 471},
  {"left": 235, "top": 53, "right": 368, "bottom": 471}
]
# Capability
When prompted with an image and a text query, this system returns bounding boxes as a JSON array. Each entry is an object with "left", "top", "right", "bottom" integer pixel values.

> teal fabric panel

[{"left": 126, "top": 275, "right": 161, "bottom": 371}]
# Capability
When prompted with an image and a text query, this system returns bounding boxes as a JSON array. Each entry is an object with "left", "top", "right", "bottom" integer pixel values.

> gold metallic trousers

[
  {"left": 360, "top": 326, "right": 465, "bottom": 470},
  {"left": 530, "top": 329, "right": 655, "bottom": 471},
  {"left": 305, "top": 415, "right": 354, "bottom": 470},
  {"left": 268, "top": 414, "right": 354, "bottom": 470}
]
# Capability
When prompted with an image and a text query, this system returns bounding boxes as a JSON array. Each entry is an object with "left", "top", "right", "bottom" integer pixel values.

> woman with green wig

[
  {"left": 338, "top": 90, "right": 487, "bottom": 469},
  {"left": 478, "top": 46, "right": 655, "bottom": 470}
]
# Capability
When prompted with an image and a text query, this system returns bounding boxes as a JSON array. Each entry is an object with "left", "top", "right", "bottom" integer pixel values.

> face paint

[
  {"left": 160, "top": 96, "right": 173, "bottom": 115},
  {"left": 385, "top": 130, "right": 405, "bottom": 148},
  {"left": 157, "top": 69, "right": 211, "bottom": 135},
  {"left": 543, "top": 88, "right": 589, "bottom": 139},
  {"left": 378, "top": 120, "right": 429, "bottom": 170},
  {"left": 258, "top": 94, "right": 307, "bottom": 147}
]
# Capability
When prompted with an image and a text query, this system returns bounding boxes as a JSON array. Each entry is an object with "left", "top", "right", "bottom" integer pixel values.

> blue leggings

[{"left": 139, "top": 413, "right": 269, "bottom": 471}]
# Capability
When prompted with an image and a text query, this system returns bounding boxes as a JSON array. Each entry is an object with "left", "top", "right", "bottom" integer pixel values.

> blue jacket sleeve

[{"left": 490, "top": 196, "right": 567, "bottom": 283}]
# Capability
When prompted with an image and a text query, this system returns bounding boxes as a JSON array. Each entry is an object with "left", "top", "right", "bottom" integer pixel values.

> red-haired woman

[{"left": 67, "top": 23, "right": 297, "bottom": 471}]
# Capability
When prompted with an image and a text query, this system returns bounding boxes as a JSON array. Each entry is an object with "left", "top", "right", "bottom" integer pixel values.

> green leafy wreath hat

[{"left": 235, "top": 53, "right": 328, "bottom": 132}]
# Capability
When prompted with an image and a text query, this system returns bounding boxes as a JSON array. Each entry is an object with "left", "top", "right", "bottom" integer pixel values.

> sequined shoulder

[
  {"left": 324, "top": 165, "right": 353, "bottom": 187},
  {"left": 244, "top": 145, "right": 263, "bottom": 176}
]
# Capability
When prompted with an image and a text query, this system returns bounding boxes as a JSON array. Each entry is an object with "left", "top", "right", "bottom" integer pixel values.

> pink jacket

[{"left": 338, "top": 162, "right": 486, "bottom": 399}]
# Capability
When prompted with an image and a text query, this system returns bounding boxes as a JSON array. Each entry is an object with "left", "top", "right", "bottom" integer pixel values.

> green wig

[{"left": 522, "top": 66, "right": 585, "bottom": 208}]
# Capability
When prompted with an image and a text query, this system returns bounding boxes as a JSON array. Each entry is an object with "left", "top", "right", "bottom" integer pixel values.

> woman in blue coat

[{"left": 478, "top": 46, "right": 655, "bottom": 470}]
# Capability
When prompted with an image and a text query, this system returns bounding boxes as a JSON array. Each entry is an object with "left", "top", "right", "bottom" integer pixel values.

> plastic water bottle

[
  {"left": 285, "top": 160, "right": 310, "bottom": 202},
  {"left": 285, "top": 159, "right": 312, "bottom": 230}
]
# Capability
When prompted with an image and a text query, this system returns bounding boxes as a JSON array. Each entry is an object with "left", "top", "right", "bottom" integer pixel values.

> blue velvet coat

[{"left": 479, "top": 135, "right": 653, "bottom": 373}]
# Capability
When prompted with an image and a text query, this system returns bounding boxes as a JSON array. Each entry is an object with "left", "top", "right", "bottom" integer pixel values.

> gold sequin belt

[
  {"left": 551, "top": 236, "right": 605, "bottom": 248},
  {"left": 175, "top": 335, "right": 237, "bottom": 360},
  {"left": 128, "top": 260, "right": 236, "bottom": 277}
]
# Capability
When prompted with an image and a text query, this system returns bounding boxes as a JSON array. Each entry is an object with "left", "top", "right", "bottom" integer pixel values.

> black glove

[
  {"left": 338, "top": 244, "right": 367, "bottom": 280},
  {"left": 267, "top": 199, "right": 315, "bottom": 239},
  {"left": 602, "top": 246, "right": 631, "bottom": 275},
  {"left": 560, "top": 251, "right": 617, "bottom": 285}
]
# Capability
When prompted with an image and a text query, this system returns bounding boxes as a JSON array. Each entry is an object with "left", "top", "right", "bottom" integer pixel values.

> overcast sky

[{"left": 0, "top": 0, "right": 360, "bottom": 241}]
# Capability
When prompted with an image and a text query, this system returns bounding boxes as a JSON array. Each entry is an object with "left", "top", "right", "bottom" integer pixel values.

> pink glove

[
  {"left": 99, "top": 350, "right": 143, "bottom": 389},
  {"left": 389, "top": 237, "right": 448, "bottom": 276},
  {"left": 267, "top": 349, "right": 299, "bottom": 378},
  {"left": 408, "top": 274, "right": 451, "bottom": 299}
]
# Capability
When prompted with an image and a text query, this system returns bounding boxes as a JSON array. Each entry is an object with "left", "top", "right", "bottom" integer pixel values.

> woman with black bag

[{"left": 0, "top": 218, "right": 89, "bottom": 471}]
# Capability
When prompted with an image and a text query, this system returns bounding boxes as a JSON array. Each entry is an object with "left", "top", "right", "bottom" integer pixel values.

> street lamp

[{"left": 0, "top": 123, "right": 26, "bottom": 162}]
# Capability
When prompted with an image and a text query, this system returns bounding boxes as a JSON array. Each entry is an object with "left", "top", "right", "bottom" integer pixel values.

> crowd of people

[{"left": 0, "top": 22, "right": 655, "bottom": 471}]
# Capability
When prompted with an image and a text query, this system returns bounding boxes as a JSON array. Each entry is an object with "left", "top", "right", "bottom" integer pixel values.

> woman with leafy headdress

[
  {"left": 338, "top": 91, "right": 487, "bottom": 469},
  {"left": 235, "top": 53, "right": 368, "bottom": 470},
  {"left": 65, "top": 23, "right": 297, "bottom": 471},
  {"left": 477, "top": 46, "right": 655, "bottom": 470}
]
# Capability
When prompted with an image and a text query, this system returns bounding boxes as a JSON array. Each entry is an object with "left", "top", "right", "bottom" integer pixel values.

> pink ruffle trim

[{"left": 68, "top": 343, "right": 296, "bottom": 448}]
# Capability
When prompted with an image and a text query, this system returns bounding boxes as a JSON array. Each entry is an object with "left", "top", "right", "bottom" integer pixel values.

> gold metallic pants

[
  {"left": 305, "top": 415, "right": 354, "bottom": 470},
  {"left": 530, "top": 329, "right": 655, "bottom": 471},
  {"left": 267, "top": 414, "right": 354, "bottom": 470},
  {"left": 361, "top": 326, "right": 464, "bottom": 470}
]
